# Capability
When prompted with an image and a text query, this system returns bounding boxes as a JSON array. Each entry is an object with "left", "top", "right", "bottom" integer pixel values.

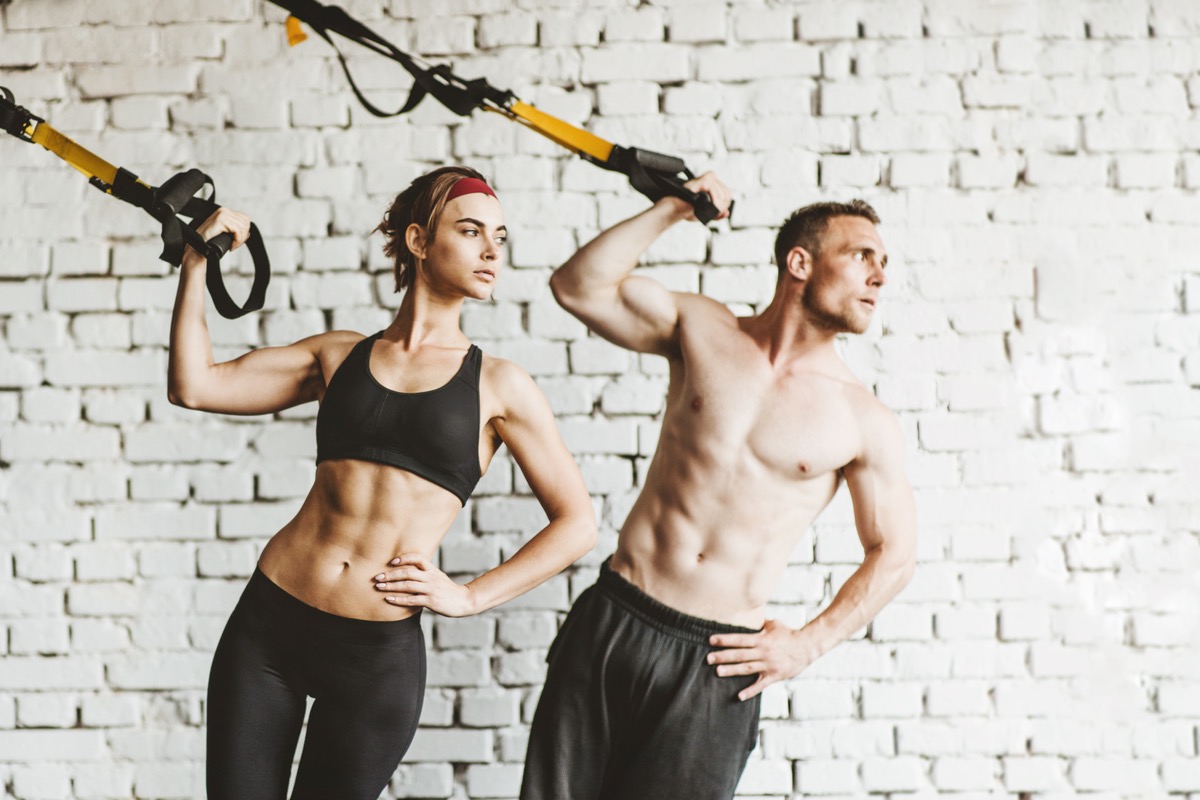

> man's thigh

[{"left": 521, "top": 586, "right": 612, "bottom": 800}]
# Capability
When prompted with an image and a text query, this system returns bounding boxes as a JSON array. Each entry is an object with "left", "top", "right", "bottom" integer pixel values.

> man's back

[{"left": 611, "top": 293, "right": 881, "bottom": 626}]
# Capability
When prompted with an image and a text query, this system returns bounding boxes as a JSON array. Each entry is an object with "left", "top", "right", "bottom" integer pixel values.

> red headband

[{"left": 446, "top": 177, "right": 497, "bottom": 202}]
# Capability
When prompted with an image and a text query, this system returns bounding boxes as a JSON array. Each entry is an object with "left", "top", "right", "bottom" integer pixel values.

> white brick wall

[{"left": 2, "top": 1, "right": 1199, "bottom": 798}]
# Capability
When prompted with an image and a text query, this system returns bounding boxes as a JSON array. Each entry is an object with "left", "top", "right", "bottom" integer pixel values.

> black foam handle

[
  {"left": 692, "top": 191, "right": 719, "bottom": 224},
  {"left": 209, "top": 231, "right": 235, "bottom": 258}
]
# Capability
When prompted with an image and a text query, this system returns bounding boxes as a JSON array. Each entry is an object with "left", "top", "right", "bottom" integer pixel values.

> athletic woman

[{"left": 168, "top": 166, "right": 596, "bottom": 800}]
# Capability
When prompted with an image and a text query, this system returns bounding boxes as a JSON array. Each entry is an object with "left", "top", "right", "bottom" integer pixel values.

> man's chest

[{"left": 670, "top": 340, "right": 863, "bottom": 480}]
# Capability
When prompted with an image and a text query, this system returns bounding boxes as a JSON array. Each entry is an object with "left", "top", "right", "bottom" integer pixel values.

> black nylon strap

[
  {"left": 276, "top": 0, "right": 498, "bottom": 118},
  {"left": 110, "top": 166, "right": 270, "bottom": 319},
  {"left": 269, "top": 1, "right": 725, "bottom": 222},
  {"left": 603, "top": 146, "right": 726, "bottom": 224}
]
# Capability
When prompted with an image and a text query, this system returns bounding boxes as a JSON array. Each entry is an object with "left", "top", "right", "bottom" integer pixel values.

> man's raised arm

[{"left": 549, "top": 172, "right": 731, "bottom": 357}]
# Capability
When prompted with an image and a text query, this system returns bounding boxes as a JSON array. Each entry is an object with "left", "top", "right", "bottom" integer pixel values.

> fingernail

[
  {"left": 390, "top": 558, "right": 400, "bottom": 565},
  {"left": 374, "top": 574, "right": 384, "bottom": 581},
  {"left": 385, "top": 596, "right": 395, "bottom": 603},
  {"left": 376, "top": 583, "right": 385, "bottom": 589}
]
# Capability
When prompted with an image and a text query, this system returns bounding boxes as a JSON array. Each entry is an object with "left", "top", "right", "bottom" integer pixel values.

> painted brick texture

[{"left": 1, "top": 1, "right": 1199, "bottom": 799}]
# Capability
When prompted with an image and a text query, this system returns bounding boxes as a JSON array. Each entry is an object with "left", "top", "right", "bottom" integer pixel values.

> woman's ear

[{"left": 404, "top": 223, "right": 427, "bottom": 261}]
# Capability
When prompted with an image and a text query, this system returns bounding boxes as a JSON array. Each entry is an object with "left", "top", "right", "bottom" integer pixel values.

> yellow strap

[
  {"left": 25, "top": 119, "right": 156, "bottom": 198},
  {"left": 28, "top": 120, "right": 119, "bottom": 186},
  {"left": 492, "top": 100, "right": 614, "bottom": 163}
]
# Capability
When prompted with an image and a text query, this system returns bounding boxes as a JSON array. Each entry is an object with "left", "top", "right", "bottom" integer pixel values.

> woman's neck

[{"left": 387, "top": 281, "right": 469, "bottom": 350}]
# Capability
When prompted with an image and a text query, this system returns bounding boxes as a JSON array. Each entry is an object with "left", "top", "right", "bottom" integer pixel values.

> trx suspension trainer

[
  {"left": 2, "top": 5, "right": 725, "bottom": 320},
  {"left": 269, "top": 0, "right": 728, "bottom": 223},
  {"left": 0, "top": 86, "right": 270, "bottom": 319}
]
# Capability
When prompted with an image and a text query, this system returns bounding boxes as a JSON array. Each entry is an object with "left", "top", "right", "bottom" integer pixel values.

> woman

[{"left": 168, "top": 166, "right": 596, "bottom": 800}]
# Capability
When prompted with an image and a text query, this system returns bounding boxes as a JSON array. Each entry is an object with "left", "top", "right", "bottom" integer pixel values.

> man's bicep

[
  {"left": 843, "top": 409, "right": 918, "bottom": 556},
  {"left": 563, "top": 275, "right": 681, "bottom": 357}
]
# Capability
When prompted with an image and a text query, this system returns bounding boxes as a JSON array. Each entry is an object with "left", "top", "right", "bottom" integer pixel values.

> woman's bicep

[
  {"left": 493, "top": 368, "right": 592, "bottom": 519},
  {"left": 186, "top": 337, "right": 326, "bottom": 416}
]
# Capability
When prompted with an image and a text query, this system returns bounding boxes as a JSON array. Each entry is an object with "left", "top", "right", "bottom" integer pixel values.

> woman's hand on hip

[{"left": 373, "top": 553, "right": 479, "bottom": 617}]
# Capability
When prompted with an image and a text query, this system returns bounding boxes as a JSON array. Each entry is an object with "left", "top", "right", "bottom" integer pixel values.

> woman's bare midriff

[{"left": 257, "top": 460, "right": 465, "bottom": 621}]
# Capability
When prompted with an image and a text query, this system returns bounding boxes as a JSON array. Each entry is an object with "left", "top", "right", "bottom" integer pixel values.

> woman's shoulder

[
  {"left": 478, "top": 352, "right": 544, "bottom": 407},
  {"left": 303, "top": 328, "right": 374, "bottom": 353}
]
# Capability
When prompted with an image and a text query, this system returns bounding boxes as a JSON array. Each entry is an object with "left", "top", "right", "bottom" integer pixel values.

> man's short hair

[{"left": 773, "top": 200, "right": 881, "bottom": 272}]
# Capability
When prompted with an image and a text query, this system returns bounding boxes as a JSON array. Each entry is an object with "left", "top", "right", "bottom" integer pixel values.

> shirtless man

[{"left": 519, "top": 174, "right": 918, "bottom": 800}]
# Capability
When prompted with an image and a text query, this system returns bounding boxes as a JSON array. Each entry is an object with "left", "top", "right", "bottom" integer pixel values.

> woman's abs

[{"left": 256, "top": 463, "right": 461, "bottom": 621}]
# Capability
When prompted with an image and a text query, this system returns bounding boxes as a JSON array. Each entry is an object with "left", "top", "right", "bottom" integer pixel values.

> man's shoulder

[
  {"left": 842, "top": 383, "right": 905, "bottom": 463},
  {"left": 675, "top": 292, "right": 738, "bottom": 326}
]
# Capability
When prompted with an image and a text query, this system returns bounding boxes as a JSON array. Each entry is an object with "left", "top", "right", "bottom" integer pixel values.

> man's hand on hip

[{"left": 707, "top": 619, "right": 819, "bottom": 701}]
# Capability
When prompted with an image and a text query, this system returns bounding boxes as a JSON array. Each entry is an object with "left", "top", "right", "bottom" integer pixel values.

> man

[{"left": 519, "top": 173, "right": 918, "bottom": 800}]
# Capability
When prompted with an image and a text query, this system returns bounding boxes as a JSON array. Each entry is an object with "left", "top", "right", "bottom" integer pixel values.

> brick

[
  {"left": 1069, "top": 757, "right": 1160, "bottom": 792},
  {"left": 603, "top": 8, "right": 665, "bottom": 43},
  {"left": 795, "top": 759, "right": 859, "bottom": 793},
  {"left": 106, "top": 653, "right": 209, "bottom": 690},
  {"left": 43, "top": 351, "right": 161, "bottom": 388},
  {"left": 17, "top": 693, "right": 78, "bottom": 728},
  {"left": 667, "top": 4, "right": 727, "bottom": 43},
  {"left": 94, "top": 505, "right": 215, "bottom": 541},
  {"left": 734, "top": 759, "right": 793, "bottom": 793},
  {"left": 927, "top": 0, "right": 1036, "bottom": 35},
  {"left": 1115, "top": 153, "right": 1178, "bottom": 189},
  {"left": 71, "top": 763, "right": 136, "bottom": 797},
  {"left": 459, "top": 688, "right": 519, "bottom": 727},
  {"left": 582, "top": 45, "right": 689, "bottom": 83},
  {"left": 697, "top": 43, "right": 821, "bottom": 81},
  {"left": 734, "top": 8, "right": 796, "bottom": 42},
  {"left": 217, "top": 501, "right": 301, "bottom": 538},
  {"left": 405, "top": 728, "right": 493, "bottom": 762}
]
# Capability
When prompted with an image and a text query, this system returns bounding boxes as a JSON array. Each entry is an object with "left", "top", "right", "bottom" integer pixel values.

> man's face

[{"left": 801, "top": 216, "right": 887, "bottom": 335}]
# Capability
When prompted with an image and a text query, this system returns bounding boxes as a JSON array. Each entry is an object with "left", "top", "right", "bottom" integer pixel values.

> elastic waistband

[
  {"left": 246, "top": 566, "right": 422, "bottom": 645},
  {"left": 597, "top": 558, "right": 759, "bottom": 645}
]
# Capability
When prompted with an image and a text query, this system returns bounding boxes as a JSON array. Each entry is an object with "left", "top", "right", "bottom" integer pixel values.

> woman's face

[{"left": 410, "top": 193, "right": 507, "bottom": 300}]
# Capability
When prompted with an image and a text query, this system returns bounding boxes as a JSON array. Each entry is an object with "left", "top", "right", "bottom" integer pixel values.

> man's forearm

[
  {"left": 551, "top": 197, "right": 688, "bottom": 299},
  {"left": 802, "top": 544, "right": 916, "bottom": 658}
]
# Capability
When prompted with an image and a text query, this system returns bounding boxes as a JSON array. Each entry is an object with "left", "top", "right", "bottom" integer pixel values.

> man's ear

[
  {"left": 405, "top": 223, "right": 427, "bottom": 261},
  {"left": 784, "top": 245, "right": 813, "bottom": 282}
]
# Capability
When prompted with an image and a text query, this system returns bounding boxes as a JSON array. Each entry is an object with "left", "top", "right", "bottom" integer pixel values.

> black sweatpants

[
  {"left": 206, "top": 567, "right": 425, "bottom": 800},
  {"left": 521, "top": 559, "right": 762, "bottom": 800}
]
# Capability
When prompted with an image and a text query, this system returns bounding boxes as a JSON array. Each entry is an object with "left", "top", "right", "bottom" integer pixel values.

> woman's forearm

[
  {"left": 463, "top": 513, "right": 597, "bottom": 615},
  {"left": 167, "top": 256, "right": 216, "bottom": 407}
]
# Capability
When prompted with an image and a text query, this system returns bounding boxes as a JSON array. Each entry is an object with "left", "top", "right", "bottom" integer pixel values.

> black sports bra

[{"left": 315, "top": 332, "right": 483, "bottom": 505}]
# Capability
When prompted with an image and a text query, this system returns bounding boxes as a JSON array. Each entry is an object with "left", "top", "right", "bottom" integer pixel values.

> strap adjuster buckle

[{"left": 0, "top": 86, "right": 43, "bottom": 143}]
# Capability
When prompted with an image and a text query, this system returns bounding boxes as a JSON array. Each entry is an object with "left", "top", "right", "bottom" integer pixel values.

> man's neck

[{"left": 741, "top": 294, "right": 841, "bottom": 368}]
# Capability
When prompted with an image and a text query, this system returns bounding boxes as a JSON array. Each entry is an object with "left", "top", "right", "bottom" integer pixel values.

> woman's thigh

[
  {"left": 290, "top": 631, "right": 427, "bottom": 800},
  {"left": 206, "top": 603, "right": 308, "bottom": 800}
]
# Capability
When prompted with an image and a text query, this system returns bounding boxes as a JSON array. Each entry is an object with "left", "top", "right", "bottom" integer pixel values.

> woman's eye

[
  {"left": 496, "top": 237, "right": 508, "bottom": 245},
  {"left": 463, "top": 228, "right": 478, "bottom": 236}
]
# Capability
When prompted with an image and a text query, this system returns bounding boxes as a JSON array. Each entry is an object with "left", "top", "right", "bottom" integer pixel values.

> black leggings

[{"left": 206, "top": 567, "right": 425, "bottom": 800}]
